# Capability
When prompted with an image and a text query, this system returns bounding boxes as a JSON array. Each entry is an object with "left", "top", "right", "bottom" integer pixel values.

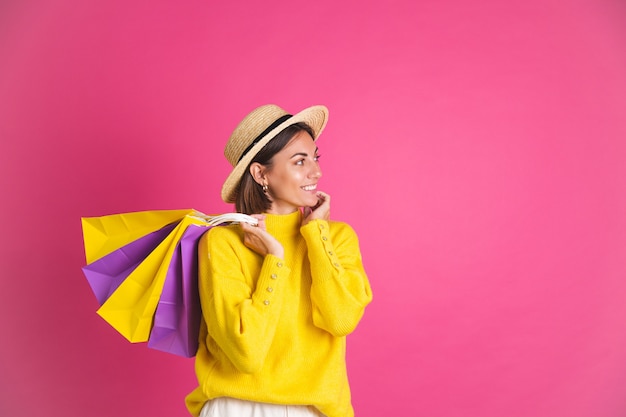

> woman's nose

[{"left": 309, "top": 163, "right": 322, "bottom": 179}]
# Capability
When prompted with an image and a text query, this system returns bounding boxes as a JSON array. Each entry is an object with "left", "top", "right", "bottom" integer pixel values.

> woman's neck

[{"left": 263, "top": 210, "right": 302, "bottom": 239}]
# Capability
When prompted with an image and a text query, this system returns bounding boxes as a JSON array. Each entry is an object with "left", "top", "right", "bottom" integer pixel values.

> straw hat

[{"left": 221, "top": 104, "right": 329, "bottom": 203}]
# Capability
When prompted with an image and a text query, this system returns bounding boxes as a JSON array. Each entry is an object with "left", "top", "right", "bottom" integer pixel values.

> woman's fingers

[
  {"left": 302, "top": 191, "right": 331, "bottom": 225},
  {"left": 241, "top": 217, "right": 284, "bottom": 258}
]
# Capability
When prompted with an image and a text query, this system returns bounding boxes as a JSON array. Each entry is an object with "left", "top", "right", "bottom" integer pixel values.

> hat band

[{"left": 237, "top": 114, "right": 293, "bottom": 163}]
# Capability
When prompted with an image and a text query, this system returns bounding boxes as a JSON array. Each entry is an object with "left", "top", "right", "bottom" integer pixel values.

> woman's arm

[
  {"left": 301, "top": 220, "right": 373, "bottom": 336},
  {"left": 197, "top": 227, "right": 290, "bottom": 374}
]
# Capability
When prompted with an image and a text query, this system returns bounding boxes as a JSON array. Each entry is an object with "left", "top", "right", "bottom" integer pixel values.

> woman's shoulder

[
  {"left": 327, "top": 219, "right": 360, "bottom": 239},
  {"left": 328, "top": 219, "right": 352, "bottom": 229},
  {"left": 204, "top": 224, "right": 244, "bottom": 246}
]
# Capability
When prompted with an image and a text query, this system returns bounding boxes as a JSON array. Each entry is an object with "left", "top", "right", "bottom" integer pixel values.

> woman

[{"left": 186, "top": 104, "right": 372, "bottom": 417}]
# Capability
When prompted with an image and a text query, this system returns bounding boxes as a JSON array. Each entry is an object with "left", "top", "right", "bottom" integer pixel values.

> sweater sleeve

[
  {"left": 300, "top": 220, "right": 373, "bottom": 336},
  {"left": 198, "top": 227, "right": 291, "bottom": 374}
]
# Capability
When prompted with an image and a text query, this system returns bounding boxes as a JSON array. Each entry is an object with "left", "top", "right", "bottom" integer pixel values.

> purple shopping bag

[
  {"left": 82, "top": 223, "right": 178, "bottom": 305},
  {"left": 148, "top": 224, "right": 209, "bottom": 357}
]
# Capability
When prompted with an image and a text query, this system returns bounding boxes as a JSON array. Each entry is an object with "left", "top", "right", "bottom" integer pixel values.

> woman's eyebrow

[{"left": 290, "top": 147, "right": 319, "bottom": 159}]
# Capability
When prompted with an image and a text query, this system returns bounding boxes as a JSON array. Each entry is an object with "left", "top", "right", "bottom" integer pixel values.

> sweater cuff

[
  {"left": 252, "top": 254, "right": 291, "bottom": 308},
  {"left": 300, "top": 220, "right": 344, "bottom": 277}
]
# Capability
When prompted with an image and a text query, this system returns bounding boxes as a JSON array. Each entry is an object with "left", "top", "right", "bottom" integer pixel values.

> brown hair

[{"left": 235, "top": 122, "right": 314, "bottom": 214}]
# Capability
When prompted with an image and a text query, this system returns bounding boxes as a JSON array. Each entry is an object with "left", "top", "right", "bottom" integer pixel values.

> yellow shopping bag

[{"left": 82, "top": 209, "right": 194, "bottom": 264}]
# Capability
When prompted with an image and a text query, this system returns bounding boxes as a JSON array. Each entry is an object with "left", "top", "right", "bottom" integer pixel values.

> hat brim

[{"left": 221, "top": 105, "right": 329, "bottom": 203}]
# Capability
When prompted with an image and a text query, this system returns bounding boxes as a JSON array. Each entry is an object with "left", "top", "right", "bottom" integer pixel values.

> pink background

[{"left": 1, "top": 0, "right": 626, "bottom": 416}]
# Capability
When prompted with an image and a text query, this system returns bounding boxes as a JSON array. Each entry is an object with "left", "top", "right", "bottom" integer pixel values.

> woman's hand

[
  {"left": 302, "top": 191, "right": 330, "bottom": 226},
  {"left": 240, "top": 214, "right": 285, "bottom": 259}
]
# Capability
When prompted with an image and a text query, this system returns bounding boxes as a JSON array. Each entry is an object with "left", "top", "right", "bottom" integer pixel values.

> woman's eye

[
  {"left": 295, "top": 159, "right": 304, "bottom": 166},
  {"left": 314, "top": 154, "right": 321, "bottom": 162}
]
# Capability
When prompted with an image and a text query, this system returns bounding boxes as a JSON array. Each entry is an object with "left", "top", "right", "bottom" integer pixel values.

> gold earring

[{"left": 262, "top": 183, "right": 269, "bottom": 193}]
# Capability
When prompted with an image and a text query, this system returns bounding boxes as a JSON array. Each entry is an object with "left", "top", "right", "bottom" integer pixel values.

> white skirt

[{"left": 199, "top": 397, "right": 325, "bottom": 417}]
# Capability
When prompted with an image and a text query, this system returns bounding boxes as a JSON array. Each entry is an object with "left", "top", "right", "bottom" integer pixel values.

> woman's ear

[{"left": 249, "top": 162, "right": 266, "bottom": 186}]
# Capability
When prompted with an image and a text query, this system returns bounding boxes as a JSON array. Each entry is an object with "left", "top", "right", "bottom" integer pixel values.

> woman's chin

[{"left": 303, "top": 198, "right": 319, "bottom": 208}]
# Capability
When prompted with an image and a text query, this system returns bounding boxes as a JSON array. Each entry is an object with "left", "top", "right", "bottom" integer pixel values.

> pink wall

[{"left": 1, "top": 0, "right": 626, "bottom": 416}]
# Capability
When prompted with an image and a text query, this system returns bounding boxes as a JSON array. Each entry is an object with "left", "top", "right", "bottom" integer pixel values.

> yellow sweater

[{"left": 185, "top": 210, "right": 372, "bottom": 417}]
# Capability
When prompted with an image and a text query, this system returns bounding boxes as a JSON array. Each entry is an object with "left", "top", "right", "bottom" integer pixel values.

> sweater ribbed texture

[{"left": 185, "top": 210, "right": 372, "bottom": 417}]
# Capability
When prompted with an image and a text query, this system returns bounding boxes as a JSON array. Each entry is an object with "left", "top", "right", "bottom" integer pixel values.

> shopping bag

[
  {"left": 96, "top": 214, "right": 209, "bottom": 343},
  {"left": 82, "top": 209, "right": 193, "bottom": 264},
  {"left": 147, "top": 224, "right": 207, "bottom": 357},
  {"left": 81, "top": 209, "right": 257, "bottom": 357}
]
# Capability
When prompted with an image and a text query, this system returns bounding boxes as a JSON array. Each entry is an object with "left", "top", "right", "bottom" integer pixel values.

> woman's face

[{"left": 263, "top": 130, "right": 322, "bottom": 214}]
